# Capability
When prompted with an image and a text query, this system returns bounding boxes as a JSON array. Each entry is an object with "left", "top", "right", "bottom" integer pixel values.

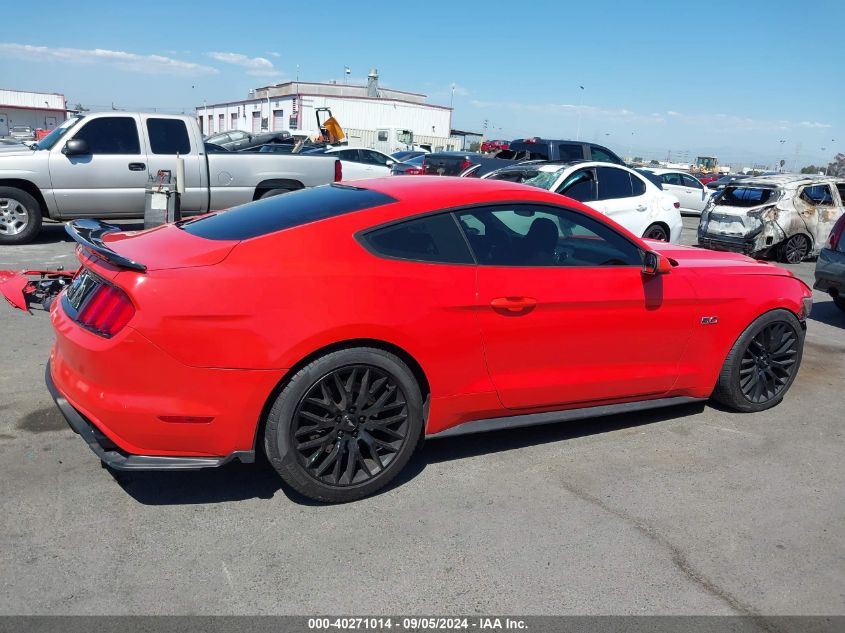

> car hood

[{"left": 648, "top": 241, "right": 795, "bottom": 276}]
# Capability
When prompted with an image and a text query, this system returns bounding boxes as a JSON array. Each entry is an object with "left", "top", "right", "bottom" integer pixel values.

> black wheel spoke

[
  {"left": 739, "top": 320, "right": 799, "bottom": 404},
  {"left": 291, "top": 364, "right": 410, "bottom": 488}
]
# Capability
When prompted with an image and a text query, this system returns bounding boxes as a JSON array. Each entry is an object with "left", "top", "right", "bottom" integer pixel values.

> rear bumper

[
  {"left": 698, "top": 233, "right": 759, "bottom": 255},
  {"left": 814, "top": 247, "right": 845, "bottom": 295},
  {"left": 46, "top": 362, "right": 254, "bottom": 470}
]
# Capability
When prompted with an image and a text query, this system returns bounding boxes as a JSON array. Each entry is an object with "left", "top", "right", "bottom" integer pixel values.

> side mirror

[
  {"left": 642, "top": 251, "right": 672, "bottom": 275},
  {"left": 62, "top": 139, "right": 90, "bottom": 156},
  {"left": 386, "top": 159, "right": 395, "bottom": 167}
]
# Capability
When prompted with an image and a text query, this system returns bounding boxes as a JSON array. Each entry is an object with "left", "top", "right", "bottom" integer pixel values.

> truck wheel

[
  {"left": 259, "top": 188, "right": 292, "bottom": 200},
  {"left": 0, "top": 187, "right": 42, "bottom": 245}
]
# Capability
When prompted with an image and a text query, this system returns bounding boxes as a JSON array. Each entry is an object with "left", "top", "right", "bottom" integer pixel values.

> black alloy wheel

[
  {"left": 780, "top": 234, "right": 811, "bottom": 264},
  {"left": 291, "top": 365, "right": 410, "bottom": 487},
  {"left": 644, "top": 224, "right": 669, "bottom": 241},
  {"left": 711, "top": 309, "right": 804, "bottom": 413},
  {"left": 737, "top": 321, "right": 800, "bottom": 404}
]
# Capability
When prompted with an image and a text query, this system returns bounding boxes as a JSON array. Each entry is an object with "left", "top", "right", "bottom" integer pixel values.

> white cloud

[
  {"left": 0, "top": 42, "right": 218, "bottom": 76},
  {"left": 266, "top": 51, "right": 281, "bottom": 58},
  {"left": 799, "top": 121, "right": 832, "bottom": 128},
  {"left": 207, "top": 51, "right": 281, "bottom": 77}
]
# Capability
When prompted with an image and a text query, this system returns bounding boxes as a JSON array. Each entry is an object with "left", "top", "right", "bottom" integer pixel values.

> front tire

[
  {"left": 711, "top": 309, "right": 804, "bottom": 412},
  {"left": 0, "top": 187, "right": 42, "bottom": 245},
  {"left": 264, "top": 347, "right": 424, "bottom": 503}
]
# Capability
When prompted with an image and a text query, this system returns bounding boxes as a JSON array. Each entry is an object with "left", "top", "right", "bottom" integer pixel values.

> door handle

[
  {"left": 128, "top": 162, "right": 146, "bottom": 171},
  {"left": 636, "top": 204, "right": 648, "bottom": 211},
  {"left": 491, "top": 296, "right": 537, "bottom": 313}
]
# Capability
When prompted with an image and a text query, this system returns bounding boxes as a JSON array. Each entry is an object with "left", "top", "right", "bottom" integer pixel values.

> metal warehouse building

[
  {"left": 0, "top": 88, "right": 67, "bottom": 137},
  {"left": 196, "top": 69, "right": 457, "bottom": 152}
]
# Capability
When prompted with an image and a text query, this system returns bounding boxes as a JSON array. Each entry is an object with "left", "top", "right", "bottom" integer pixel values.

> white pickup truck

[{"left": 0, "top": 112, "right": 342, "bottom": 244}]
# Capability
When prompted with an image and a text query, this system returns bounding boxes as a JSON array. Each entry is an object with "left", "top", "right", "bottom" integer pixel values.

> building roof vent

[{"left": 367, "top": 68, "right": 379, "bottom": 98}]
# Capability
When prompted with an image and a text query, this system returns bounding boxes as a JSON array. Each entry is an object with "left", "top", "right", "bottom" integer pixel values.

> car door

[
  {"left": 143, "top": 116, "right": 206, "bottom": 213},
  {"left": 455, "top": 204, "right": 696, "bottom": 409},
  {"left": 334, "top": 149, "right": 370, "bottom": 180},
  {"left": 657, "top": 172, "right": 687, "bottom": 211},
  {"left": 227, "top": 130, "right": 250, "bottom": 151},
  {"left": 563, "top": 166, "right": 649, "bottom": 237},
  {"left": 359, "top": 149, "right": 393, "bottom": 176},
  {"left": 797, "top": 183, "right": 839, "bottom": 247},
  {"left": 47, "top": 114, "right": 150, "bottom": 217},
  {"left": 679, "top": 174, "right": 708, "bottom": 214}
]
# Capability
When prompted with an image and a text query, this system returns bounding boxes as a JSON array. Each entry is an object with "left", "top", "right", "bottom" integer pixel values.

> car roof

[
  {"left": 731, "top": 174, "right": 845, "bottom": 188},
  {"left": 645, "top": 168, "right": 692, "bottom": 175}
]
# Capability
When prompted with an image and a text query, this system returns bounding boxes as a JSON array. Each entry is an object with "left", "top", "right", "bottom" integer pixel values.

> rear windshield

[
  {"left": 717, "top": 186, "right": 778, "bottom": 207},
  {"left": 180, "top": 184, "right": 397, "bottom": 240}
]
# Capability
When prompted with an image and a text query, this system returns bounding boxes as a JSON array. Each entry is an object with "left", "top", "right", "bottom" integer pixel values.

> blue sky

[{"left": 1, "top": 0, "right": 841, "bottom": 168}]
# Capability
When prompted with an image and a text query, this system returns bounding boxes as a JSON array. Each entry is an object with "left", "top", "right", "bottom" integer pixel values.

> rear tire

[
  {"left": 259, "top": 188, "right": 292, "bottom": 200},
  {"left": 643, "top": 223, "right": 669, "bottom": 241},
  {"left": 711, "top": 309, "right": 804, "bottom": 412},
  {"left": 0, "top": 187, "right": 42, "bottom": 245},
  {"left": 264, "top": 347, "right": 424, "bottom": 503},
  {"left": 777, "top": 233, "right": 811, "bottom": 264}
]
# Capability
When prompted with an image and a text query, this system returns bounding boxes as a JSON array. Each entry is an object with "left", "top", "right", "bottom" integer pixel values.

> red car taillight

[
  {"left": 825, "top": 214, "right": 845, "bottom": 249},
  {"left": 76, "top": 283, "right": 135, "bottom": 337},
  {"left": 459, "top": 159, "right": 473, "bottom": 171},
  {"left": 334, "top": 159, "right": 342, "bottom": 182},
  {"left": 407, "top": 167, "right": 424, "bottom": 175}
]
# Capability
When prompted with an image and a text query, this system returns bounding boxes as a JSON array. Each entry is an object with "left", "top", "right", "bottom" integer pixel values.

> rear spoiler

[{"left": 65, "top": 219, "right": 147, "bottom": 272}]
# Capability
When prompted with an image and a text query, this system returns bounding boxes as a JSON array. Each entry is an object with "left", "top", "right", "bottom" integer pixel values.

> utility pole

[{"left": 576, "top": 85, "right": 584, "bottom": 141}]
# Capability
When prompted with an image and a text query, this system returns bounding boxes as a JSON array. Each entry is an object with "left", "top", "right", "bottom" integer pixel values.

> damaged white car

[{"left": 698, "top": 175, "right": 845, "bottom": 263}]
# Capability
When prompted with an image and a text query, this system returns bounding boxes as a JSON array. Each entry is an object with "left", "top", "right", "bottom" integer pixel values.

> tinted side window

[
  {"left": 590, "top": 146, "right": 615, "bottom": 163},
  {"left": 836, "top": 184, "right": 845, "bottom": 203},
  {"left": 73, "top": 117, "right": 140, "bottom": 154},
  {"left": 630, "top": 173, "right": 646, "bottom": 196},
  {"left": 661, "top": 173, "right": 684, "bottom": 186},
  {"left": 147, "top": 118, "right": 191, "bottom": 154},
  {"left": 456, "top": 205, "right": 641, "bottom": 267},
  {"left": 597, "top": 167, "right": 634, "bottom": 200},
  {"left": 362, "top": 214, "right": 473, "bottom": 264},
  {"left": 681, "top": 174, "right": 702, "bottom": 189},
  {"left": 557, "top": 143, "right": 584, "bottom": 161},
  {"left": 362, "top": 150, "right": 389, "bottom": 165},
  {"left": 557, "top": 168, "right": 597, "bottom": 202},
  {"left": 339, "top": 149, "right": 361, "bottom": 162}
]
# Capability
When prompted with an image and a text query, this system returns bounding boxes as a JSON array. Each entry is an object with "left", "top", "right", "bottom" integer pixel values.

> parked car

[
  {"left": 0, "top": 112, "right": 342, "bottom": 244},
  {"left": 813, "top": 212, "right": 845, "bottom": 312},
  {"left": 9, "top": 126, "right": 35, "bottom": 142},
  {"left": 641, "top": 169, "right": 710, "bottom": 215},
  {"left": 42, "top": 178, "right": 811, "bottom": 502},
  {"left": 323, "top": 147, "right": 397, "bottom": 180},
  {"left": 257, "top": 143, "right": 295, "bottom": 154},
  {"left": 692, "top": 173, "right": 722, "bottom": 186},
  {"left": 495, "top": 138, "right": 624, "bottom": 164},
  {"left": 204, "top": 129, "right": 292, "bottom": 152},
  {"left": 483, "top": 161, "right": 682, "bottom": 242},
  {"left": 813, "top": 212, "right": 845, "bottom": 313},
  {"left": 422, "top": 151, "right": 515, "bottom": 177},
  {"left": 390, "top": 154, "right": 425, "bottom": 175},
  {"left": 698, "top": 175, "right": 845, "bottom": 263},
  {"left": 391, "top": 150, "right": 428, "bottom": 162},
  {"left": 480, "top": 139, "right": 509, "bottom": 153}
]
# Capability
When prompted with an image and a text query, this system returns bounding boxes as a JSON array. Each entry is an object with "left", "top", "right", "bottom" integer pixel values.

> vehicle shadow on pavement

[
  {"left": 110, "top": 402, "right": 706, "bottom": 506},
  {"left": 808, "top": 299, "right": 845, "bottom": 329}
]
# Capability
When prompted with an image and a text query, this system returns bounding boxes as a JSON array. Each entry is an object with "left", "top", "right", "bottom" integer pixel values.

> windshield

[
  {"left": 523, "top": 171, "right": 561, "bottom": 190},
  {"left": 36, "top": 116, "right": 83, "bottom": 150}
]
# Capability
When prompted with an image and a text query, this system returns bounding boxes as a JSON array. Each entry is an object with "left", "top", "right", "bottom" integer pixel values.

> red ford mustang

[{"left": 47, "top": 177, "right": 812, "bottom": 502}]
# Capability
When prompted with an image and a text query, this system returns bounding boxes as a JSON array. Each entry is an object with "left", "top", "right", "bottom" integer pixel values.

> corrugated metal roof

[{"left": 0, "top": 88, "right": 65, "bottom": 110}]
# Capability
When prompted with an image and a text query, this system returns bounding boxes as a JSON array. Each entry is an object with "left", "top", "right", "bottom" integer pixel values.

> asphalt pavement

[{"left": 0, "top": 216, "right": 843, "bottom": 616}]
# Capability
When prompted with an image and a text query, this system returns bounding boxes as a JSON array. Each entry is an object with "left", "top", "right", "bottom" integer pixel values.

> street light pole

[{"left": 576, "top": 85, "right": 584, "bottom": 141}]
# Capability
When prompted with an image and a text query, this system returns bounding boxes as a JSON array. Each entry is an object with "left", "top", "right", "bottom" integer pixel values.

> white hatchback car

[
  {"left": 323, "top": 147, "right": 397, "bottom": 180},
  {"left": 641, "top": 168, "right": 711, "bottom": 215},
  {"left": 483, "top": 162, "right": 683, "bottom": 242}
]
